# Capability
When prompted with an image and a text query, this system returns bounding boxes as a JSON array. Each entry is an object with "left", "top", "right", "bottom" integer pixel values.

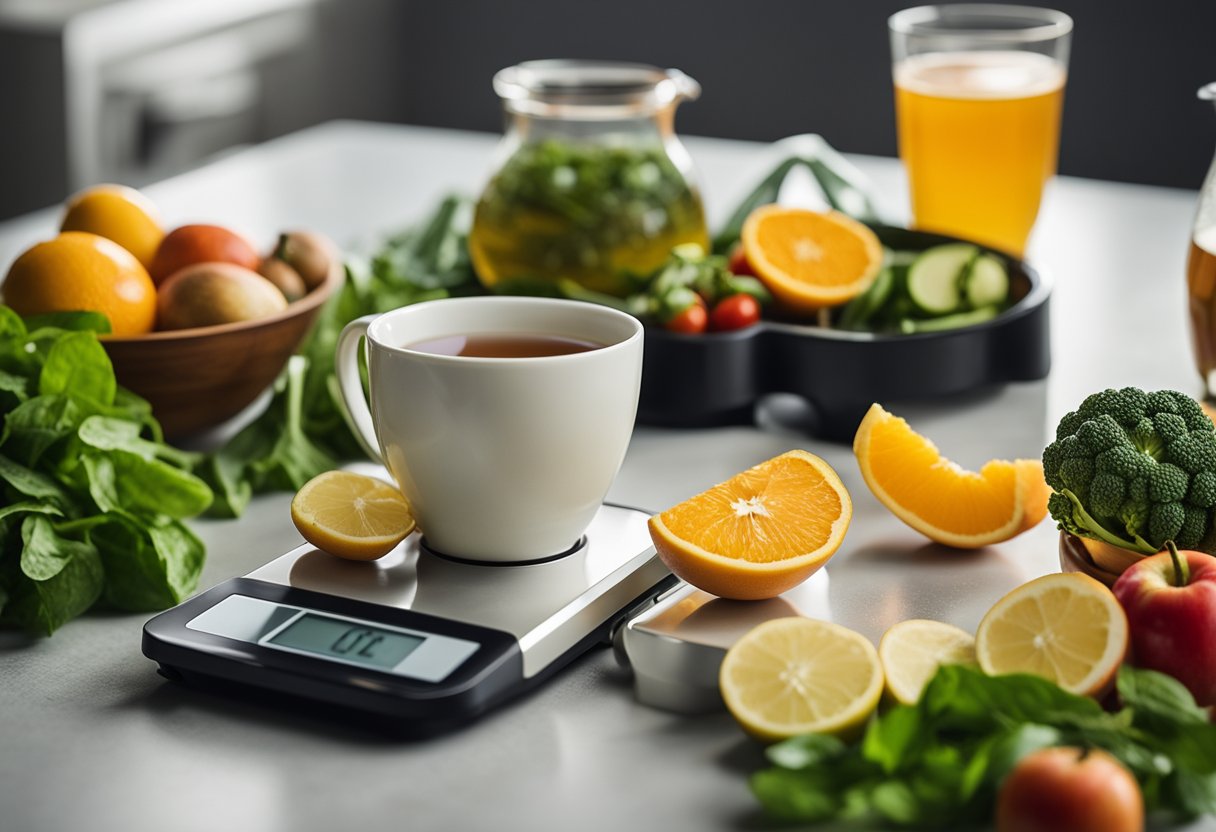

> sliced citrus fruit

[
  {"left": 975, "top": 572, "right": 1128, "bottom": 697},
  {"left": 648, "top": 450, "right": 852, "bottom": 600},
  {"left": 290, "top": 471, "right": 416, "bottom": 561},
  {"left": 852, "top": 403, "right": 1050, "bottom": 548},
  {"left": 878, "top": 619, "right": 976, "bottom": 705},
  {"left": 720, "top": 617, "right": 883, "bottom": 742},
  {"left": 740, "top": 205, "right": 883, "bottom": 312}
]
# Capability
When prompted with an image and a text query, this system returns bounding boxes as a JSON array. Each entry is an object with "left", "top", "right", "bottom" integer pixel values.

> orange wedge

[
  {"left": 740, "top": 205, "right": 883, "bottom": 312},
  {"left": 291, "top": 471, "right": 416, "bottom": 561},
  {"left": 852, "top": 403, "right": 1050, "bottom": 548},
  {"left": 975, "top": 572, "right": 1128, "bottom": 697},
  {"left": 648, "top": 450, "right": 852, "bottom": 600}
]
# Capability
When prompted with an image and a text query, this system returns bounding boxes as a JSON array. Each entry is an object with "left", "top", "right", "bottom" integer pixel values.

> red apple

[
  {"left": 1112, "top": 544, "right": 1216, "bottom": 706},
  {"left": 996, "top": 746, "right": 1143, "bottom": 832}
]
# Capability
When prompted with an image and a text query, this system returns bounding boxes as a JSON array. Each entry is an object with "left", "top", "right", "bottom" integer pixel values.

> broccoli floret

[{"left": 1043, "top": 387, "right": 1216, "bottom": 553}]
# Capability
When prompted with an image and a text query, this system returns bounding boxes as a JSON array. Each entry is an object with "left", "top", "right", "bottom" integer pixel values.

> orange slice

[
  {"left": 740, "top": 205, "right": 883, "bottom": 312},
  {"left": 291, "top": 471, "right": 416, "bottom": 561},
  {"left": 647, "top": 450, "right": 852, "bottom": 600},
  {"left": 852, "top": 403, "right": 1050, "bottom": 548},
  {"left": 975, "top": 572, "right": 1128, "bottom": 697}
]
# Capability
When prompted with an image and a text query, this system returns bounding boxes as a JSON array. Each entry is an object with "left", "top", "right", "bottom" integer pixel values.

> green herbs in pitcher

[{"left": 469, "top": 139, "right": 709, "bottom": 296}]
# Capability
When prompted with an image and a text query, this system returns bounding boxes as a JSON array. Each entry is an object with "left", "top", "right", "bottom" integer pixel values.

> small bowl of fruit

[{"left": 1, "top": 185, "right": 342, "bottom": 439}]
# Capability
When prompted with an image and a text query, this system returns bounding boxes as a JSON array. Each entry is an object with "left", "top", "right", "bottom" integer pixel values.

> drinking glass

[{"left": 889, "top": 5, "right": 1072, "bottom": 255}]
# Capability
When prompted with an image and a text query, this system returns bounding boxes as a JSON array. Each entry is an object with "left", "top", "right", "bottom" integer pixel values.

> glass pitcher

[
  {"left": 1188, "top": 82, "right": 1216, "bottom": 398},
  {"left": 468, "top": 60, "right": 709, "bottom": 297}
]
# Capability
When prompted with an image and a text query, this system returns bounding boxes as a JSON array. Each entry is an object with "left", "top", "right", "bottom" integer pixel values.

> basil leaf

[
  {"left": 870, "top": 780, "right": 921, "bottom": 825},
  {"left": 1119, "top": 665, "right": 1210, "bottom": 726},
  {"left": 147, "top": 519, "right": 205, "bottom": 604},
  {"left": 38, "top": 331, "right": 115, "bottom": 406},
  {"left": 0, "top": 454, "right": 70, "bottom": 507},
  {"left": 91, "top": 515, "right": 203, "bottom": 611},
  {"left": 863, "top": 705, "right": 928, "bottom": 775},
  {"left": 922, "top": 665, "right": 1101, "bottom": 730},
  {"left": 750, "top": 767, "right": 846, "bottom": 823},
  {"left": 0, "top": 305, "right": 27, "bottom": 341},
  {"left": 20, "top": 514, "right": 92, "bottom": 581},
  {"left": 193, "top": 452, "right": 251, "bottom": 519},
  {"left": 0, "top": 501, "right": 62, "bottom": 525},
  {"left": 81, "top": 451, "right": 212, "bottom": 519},
  {"left": 2, "top": 394, "right": 88, "bottom": 467},
  {"left": 77, "top": 416, "right": 199, "bottom": 469},
  {"left": 2, "top": 535, "right": 103, "bottom": 636},
  {"left": 0, "top": 368, "right": 28, "bottom": 404}
]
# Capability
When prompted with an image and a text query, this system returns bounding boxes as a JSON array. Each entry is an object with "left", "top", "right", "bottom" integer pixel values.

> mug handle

[{"left": 335, "top": 314, "right": 384, "bottom": 464}]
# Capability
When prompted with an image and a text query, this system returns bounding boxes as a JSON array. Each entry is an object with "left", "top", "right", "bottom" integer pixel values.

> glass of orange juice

[{"left": 890, "top": 5, "right": 1072, "bottom": 255}]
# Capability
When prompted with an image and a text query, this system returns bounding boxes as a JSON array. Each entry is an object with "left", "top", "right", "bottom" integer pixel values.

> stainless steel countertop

[{"left": 0, "top": 121, "right": 1208, "bottom": 832}]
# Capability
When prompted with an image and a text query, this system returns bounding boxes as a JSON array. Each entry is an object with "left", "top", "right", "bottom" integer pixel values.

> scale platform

[{"left": 143, "top": 503, "right": 676, "bottom": 734}]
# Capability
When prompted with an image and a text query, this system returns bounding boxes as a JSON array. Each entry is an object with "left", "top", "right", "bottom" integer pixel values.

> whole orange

[
  {"left": 3, "top": 231, "right": 157, "bottom": 336},
  {"left": 60, "top": 184, "right": 164, "bottom": 271},
  {"left": 150, "top": 224, "right": 260, "bottom": 285}
]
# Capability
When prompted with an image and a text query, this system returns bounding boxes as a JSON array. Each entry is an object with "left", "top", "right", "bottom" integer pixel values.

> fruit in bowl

[{"left": 1, "top": 184, "right": 343, "bottom": 438}]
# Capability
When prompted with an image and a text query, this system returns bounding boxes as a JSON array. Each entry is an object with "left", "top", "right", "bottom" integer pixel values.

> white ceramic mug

[{"left": 335, "top": 296, "right": 644, "bottom": 562}]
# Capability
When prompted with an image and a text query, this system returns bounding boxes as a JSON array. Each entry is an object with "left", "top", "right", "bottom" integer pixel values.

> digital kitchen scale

[{"left": 142, "top": 503, "right": 676, "bottom": 734}]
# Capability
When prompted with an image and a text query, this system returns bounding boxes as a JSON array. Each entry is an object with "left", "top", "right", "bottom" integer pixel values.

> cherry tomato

[
  {"left": 710, "top": 293, "right": 762, "bottom": 331},
  {"left": 664, "top": 297, "right": 708, "bottom": 334},
  {"left": 727, "top": 244, "right": 757, "bottom": 277}
]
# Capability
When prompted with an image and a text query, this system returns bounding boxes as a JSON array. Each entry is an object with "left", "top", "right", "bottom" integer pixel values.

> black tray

[{"left": 637, "top": 226, "right": 1051, "bottom": 442}]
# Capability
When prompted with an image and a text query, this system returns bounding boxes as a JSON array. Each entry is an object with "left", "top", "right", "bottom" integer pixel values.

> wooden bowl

[
  {"left": 1058, "top": 531, "right": 1149, "bottom": 587},
  {"left": 102, "top": 266, "right": 341, "bottom": 440}
]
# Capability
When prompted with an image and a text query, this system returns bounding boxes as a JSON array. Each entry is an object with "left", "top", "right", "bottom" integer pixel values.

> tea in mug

[{"left": 405, "top": 332, "right": 604, "bottom": 358}]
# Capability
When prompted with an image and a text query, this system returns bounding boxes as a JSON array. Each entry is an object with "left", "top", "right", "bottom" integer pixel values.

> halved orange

[
  {"left": 975, "top": 572, "right": 1128, "bottom": 697},
  {"left": 852, "top": 403, "right": 1050, "bottom": 548},
  {"left": 740, "top": 205, "right": 883, "bottom": 312},
  {"left": 647, "top": 450, "right": 852, "bottom": 600}
]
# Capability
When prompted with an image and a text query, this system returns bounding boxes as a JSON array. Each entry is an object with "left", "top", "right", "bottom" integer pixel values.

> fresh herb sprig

[
  {"left": 0, "top": 309, "right": 213, "bottom": 634},
  {"left": 752, "top": 664, "right": 1216, "bottom": 827}
]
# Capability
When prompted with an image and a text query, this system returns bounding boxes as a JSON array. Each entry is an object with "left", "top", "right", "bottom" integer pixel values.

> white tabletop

[{"left": 0, "top": 121, "right": 1208, "bottom": 832}]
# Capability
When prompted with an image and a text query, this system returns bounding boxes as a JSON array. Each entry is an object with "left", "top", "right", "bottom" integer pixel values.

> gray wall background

[{"left": 393, "top": 0, "right": 1216, "bottom": 191}]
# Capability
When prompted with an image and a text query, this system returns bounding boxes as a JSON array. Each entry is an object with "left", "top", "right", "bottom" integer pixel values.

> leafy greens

[
  {"left": 752, "top": 664, "right": 1216, "bottom": 827},
  {"left": 0, "top": 309, "right": 212, "bottom": 634}
]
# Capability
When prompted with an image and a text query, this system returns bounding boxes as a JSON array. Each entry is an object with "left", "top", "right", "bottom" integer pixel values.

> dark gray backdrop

[{"left": 393, "top": 0, "right": 1216, "bottom": 190}]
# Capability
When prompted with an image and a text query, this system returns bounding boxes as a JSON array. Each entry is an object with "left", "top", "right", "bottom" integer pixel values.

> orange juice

[{"left": 894, "top": 51, "right": 1066, "bottom": 255}]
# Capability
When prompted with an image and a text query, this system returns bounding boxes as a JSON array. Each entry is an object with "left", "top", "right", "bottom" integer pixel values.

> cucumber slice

[
  {"left": 906, "top": 244, "right": 978, "bottom": 315},
  {"left": 898, "top": 305, "right": 1000, "bottom": 334},
  {"left": 964, "top": 254, "right": 1010, "bottom": 308}
]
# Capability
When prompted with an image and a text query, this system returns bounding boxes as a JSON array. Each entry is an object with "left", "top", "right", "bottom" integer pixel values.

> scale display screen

[
  {"left": 268, "top": 614, "right": 424, "bottom": 670},
  {"left": 184, "top": 594, "right": 481, "bottom": 682}
]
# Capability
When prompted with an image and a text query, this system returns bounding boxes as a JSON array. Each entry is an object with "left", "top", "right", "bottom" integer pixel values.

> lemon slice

[
  {"left": 290, "top": 471, "right": 416, "bottom": 561},
  {"left": 719, "top": 617, "right": 883, "bottom": 742},
  {"left": 879, "top": 619, "right": 976, "bottom": 706},
  {"left": 975, "top": 573, "right": 1128, "bottom": 697}
]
